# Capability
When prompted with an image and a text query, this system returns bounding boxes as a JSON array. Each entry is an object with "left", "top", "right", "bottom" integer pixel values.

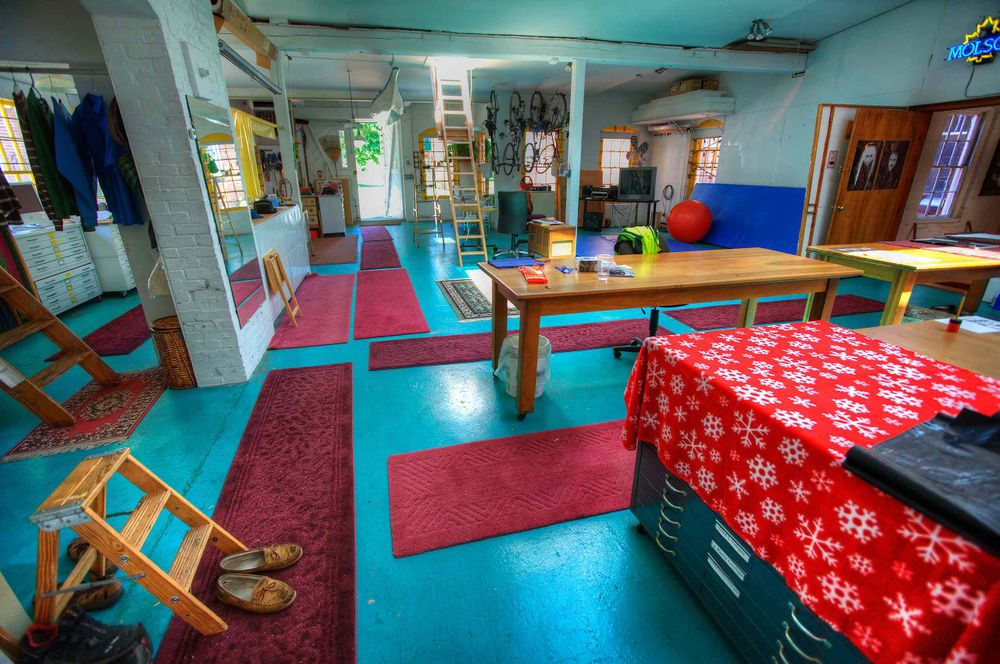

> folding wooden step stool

[
  {"left": 262, "top": 250, "right": 300, "bottom": 327},
  {"left": 29, "top": 447, "right": 248, "bottom": 635}
]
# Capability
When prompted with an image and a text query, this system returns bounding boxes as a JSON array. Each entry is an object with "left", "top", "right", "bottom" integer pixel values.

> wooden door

[{"left": 825, "top": 108, "right": 931, "bottom": 244}]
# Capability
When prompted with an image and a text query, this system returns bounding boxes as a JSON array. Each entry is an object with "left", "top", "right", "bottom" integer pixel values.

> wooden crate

[{"left": 528, "top": 222, "right": 576, "bottom": 259}]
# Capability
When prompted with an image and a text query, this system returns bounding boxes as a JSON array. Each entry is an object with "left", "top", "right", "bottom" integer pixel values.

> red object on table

[
  {"left": 519, "top": 264, "right": 548, "bottom": 283},
  {"left": 621, "top": 321, "right": 1000, "bottom": 663}
]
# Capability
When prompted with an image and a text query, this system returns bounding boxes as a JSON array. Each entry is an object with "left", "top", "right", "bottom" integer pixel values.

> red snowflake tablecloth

[{"left": 621, "top": 321, "right": 1000, "bottom": 664}]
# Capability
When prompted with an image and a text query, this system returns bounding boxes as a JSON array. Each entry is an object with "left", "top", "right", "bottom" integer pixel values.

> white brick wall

[{"left": 83, "top": 0, "right": 273, "bottom": 385}]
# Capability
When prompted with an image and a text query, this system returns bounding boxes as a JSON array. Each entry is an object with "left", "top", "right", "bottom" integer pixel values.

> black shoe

[{"left": 18, "top": 604, "right": 151, "bottom": 664}]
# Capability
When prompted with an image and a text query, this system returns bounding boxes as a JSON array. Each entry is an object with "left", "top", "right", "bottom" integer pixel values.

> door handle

[{"left": 832, "top": 205, "right": 845, "bottom": 211}]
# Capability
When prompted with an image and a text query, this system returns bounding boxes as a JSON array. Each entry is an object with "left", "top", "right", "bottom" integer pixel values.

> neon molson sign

[{"left": 946, "top": 16, "right": 1000, "bottom": 64}]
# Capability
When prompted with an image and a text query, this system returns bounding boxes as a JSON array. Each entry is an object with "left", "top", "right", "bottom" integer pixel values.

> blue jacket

[{"left": 53, "top": 99, "right": 97, "bottom": 231}]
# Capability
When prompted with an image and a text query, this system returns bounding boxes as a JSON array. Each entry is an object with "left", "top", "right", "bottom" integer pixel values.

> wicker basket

[{"left": 151, "top": 316, "right": 196, "bottom": 389}]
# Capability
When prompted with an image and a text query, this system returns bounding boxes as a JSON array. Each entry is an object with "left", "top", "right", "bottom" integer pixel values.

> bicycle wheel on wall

[
  {"left": 547, "top": 93, "right": 567, "bottom": 129},
  {"left": 502, "top": 142, "right": 517, "bottom": 176},
  {"left": 509, "top": 91, "right": 524, "bottom": 126},
  {"left": 529, "top": 91, "right": 546, "bottom": 128},
  {"left": 523, "top": 142, "right": 538, "bottom": 172}
]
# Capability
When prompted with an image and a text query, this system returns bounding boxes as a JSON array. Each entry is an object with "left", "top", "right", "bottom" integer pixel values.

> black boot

[{"left": 18, "top": 604, "right": 151, "bottom": 664}]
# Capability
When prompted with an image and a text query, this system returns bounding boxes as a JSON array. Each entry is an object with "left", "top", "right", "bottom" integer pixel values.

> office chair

[
  {"left": 612, "top": 229, "right": 674, "bottom": 357},
  {"left": 494, "top": 191, "right": 531, "bottom": 258}
]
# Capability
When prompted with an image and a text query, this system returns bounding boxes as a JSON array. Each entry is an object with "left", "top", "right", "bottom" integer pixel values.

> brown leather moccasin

[
  {"left": 216, "top": 574, "right": 296, "bottom": 614},
  {"left": 219, "top": 544, "right": 303, "bottom": 573}
]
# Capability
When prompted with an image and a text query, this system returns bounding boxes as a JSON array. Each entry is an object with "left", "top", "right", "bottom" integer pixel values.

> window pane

[{"left": 916, "top": 112, "right": 982, "bottom": 218}]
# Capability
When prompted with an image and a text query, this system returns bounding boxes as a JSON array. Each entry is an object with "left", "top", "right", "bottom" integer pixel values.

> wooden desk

[
  {"left": 857, "top": 320, "right": 1000, "bottom": 378},
  {"left": 480, "top": 248, "right": 861, "bottom": 418},
  {"left": 808, "top": 243, "right": 1000, "bottom": 326}
]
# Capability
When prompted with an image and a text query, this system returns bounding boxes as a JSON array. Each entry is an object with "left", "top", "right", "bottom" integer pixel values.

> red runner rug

[
  {"left": 353, "top": 269, "right": 429, "bottom": 340},
  {"left": 361, "top": 226, "right": 391, "bottom": 242},
  {"left": 389, "top": 420, "right": 630, "bottom": 557},
  {"left": 47, "top": 305, "right": 149, "bottom": 360},
  {"left": 269, "top": 273, "right": 354, "bottom": 349},
  {"left": 2, "top": 368, "right": 167, "bottom": 463},
  {"left": 360, "top": 240, "right": 401, "bottom": 270},
  {"left": 229, "top": 259, "right": 261, "bottom": 282},
  {"left": 370, "top": 318, "right": 669, "bottom": 370},
  {"left": 230, "top": 280, "right": 260, "bottom": 306},
  {"left": 311, "top": 236, "right": 358, "bottom": 265},
  {"left": 157, "top": 364, "right": 356, "bottom": 663},
  {"left": 667, "top": 294, "right": 884, "bottom": 330}
]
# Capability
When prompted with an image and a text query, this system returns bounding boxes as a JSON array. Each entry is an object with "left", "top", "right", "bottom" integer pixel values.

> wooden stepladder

[
  {"left": 432, "top": 67, "right": 489, "bottom": 267},
  {"left": 411, "top": 149, "right": 445, "bottom": 248},
  {"left": 262, "top": 250, "right": 300, "bottom": 327},
  {"left": 0, "top": 265, "right": 120, "bottom": 427},
  {"left": 30, "top": 447, "right": 248, "bottom": 635}
]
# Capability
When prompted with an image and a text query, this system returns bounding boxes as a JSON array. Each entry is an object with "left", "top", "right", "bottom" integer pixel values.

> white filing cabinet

[
  {"left": 84, "top": 223, "right": 135, "bottom": 294},
  {"left": 317, "top": 194, "right": 346, "bottom": 236},
  {"left": 12, "top": 221, "right": 102, "bottom": 315}
]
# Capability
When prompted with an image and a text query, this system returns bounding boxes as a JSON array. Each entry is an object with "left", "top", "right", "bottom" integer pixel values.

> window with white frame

[
  {"left": 204, "top": 143, "right": 247, "bottom": 209},
  {"left": 917, "top": 113, "right": 983, "bottom": 218},
  {"left": 522, "top": 130, "right": 558, "bottom": 188},
  {"left": 599, "top": 127, "right": 636, "bottom": 187},
  {"left": 0, "top": 98, "right": 34, "bottom": 185}
]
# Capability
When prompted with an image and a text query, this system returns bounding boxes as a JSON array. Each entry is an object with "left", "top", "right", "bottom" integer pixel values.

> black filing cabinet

[{"left": 630, "top": 442, "right": 868, "bottom": 664}]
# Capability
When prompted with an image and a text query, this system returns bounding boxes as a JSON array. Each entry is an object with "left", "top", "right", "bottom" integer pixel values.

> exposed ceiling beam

[{"left": 260, "top": 24, "right": 807, "bottom": 73}]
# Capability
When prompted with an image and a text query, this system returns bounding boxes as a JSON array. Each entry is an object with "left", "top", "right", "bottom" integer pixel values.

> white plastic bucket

[{"left": 494, "top": 334, "right": 552, "bottom": 398}]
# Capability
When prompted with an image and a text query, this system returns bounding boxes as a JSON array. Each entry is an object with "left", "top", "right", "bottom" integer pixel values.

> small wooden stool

[
  {"left": 29, "top": 448, "right": 248, "bottom": 635},
  {"left": 262, "top": 250, "right": 301, "bottom": 327}
]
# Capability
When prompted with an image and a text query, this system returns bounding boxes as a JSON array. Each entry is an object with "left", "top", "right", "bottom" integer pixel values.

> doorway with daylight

[{"left": 354, "top": 121, "right": 404, "bottom": 222}]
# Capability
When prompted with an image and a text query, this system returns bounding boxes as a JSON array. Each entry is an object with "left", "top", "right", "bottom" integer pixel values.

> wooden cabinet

[
  {"left": 527, "top": 221, "right": 576, "bottom": 259},
  {"left": 300, "top": 195, "right": 320, "bottom": 231},
  {"left": 631, "top": 442, "right": 866, "bottom": 664}
]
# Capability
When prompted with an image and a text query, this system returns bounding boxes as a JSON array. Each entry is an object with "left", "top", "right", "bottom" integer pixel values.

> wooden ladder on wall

[
  {"left": 30, "top": 447, "right": 248, "bottom": 635},
  {"left": 0, "top": 266, "right": 120, "bottom": 427},
  {"left": 432, "top": 68, "right": 488, "bottom": 267}
]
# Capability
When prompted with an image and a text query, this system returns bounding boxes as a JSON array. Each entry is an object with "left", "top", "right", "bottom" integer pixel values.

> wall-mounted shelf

[{"left": 631, "top": 90, "right": 735, "bottom": 126}]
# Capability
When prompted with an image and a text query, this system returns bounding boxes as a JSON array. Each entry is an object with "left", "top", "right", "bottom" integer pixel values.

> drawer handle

[
  {"left": 660, "top": 490, "right": 684, "bottom": 512},
  {"left": 787, "top": 603, "right": 832, "bottom": 648},
  {"left": 654, "top": 530, "right": 676, "bottom": 555},
  {"left": 664, "top": 477, "right": 687, "bottom": 496},
  {"left": 783, "top": 623, "right": 822, "bottom": 663},
  {"left": 656, "top": 521, "right": 678, "bottom": 542},
  {"left": 773, "top": 641, "right": 790, "bottom": 664},
  {"left": 658, "top": 504, "right": 681, "bottom": 527}
]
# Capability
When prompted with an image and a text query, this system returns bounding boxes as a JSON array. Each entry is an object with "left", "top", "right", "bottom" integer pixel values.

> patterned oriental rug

[
  {"left": 388, "top": 420, "right": 630, "bottom": 557},
  {"left": 2, "top": 368, "right": 167, "bottom": 463},
  {"left": 437, "top": 277, "right": 516, "bottom": 322},
  {"left": 157, "top": 364, "right": 356, "bottom": 664}
]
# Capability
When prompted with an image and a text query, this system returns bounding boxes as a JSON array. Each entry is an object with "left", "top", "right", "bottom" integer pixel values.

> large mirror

[{"left": 187, "top": 96, "right": 263, "bottom": 327}]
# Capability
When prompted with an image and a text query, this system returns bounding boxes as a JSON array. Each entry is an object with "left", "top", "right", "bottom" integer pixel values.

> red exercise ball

[{"left": 667, "top": 200, "right": 712, "bottom": 243}]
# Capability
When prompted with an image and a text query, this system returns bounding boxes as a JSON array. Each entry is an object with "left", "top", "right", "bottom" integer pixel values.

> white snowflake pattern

[
  {"left": 673, "top": 405, "right": 688, "bottom": 422},
  {"left": 709, "top": 449, "right": 722, "bottom": 464},
  {"left": 760, "top": 497, "right": 785, "bottom": 524},
  {"left": 848, "top": 554, "right": 874, "bottom": 576},
  {"left": 655, "top": 392, "right": 670, "bottom": 413},
  {"left": 716, "top": 367, "right": 750, "bottom": 383},
  {"left": 685, "top": 394, "right": 699, "bottom": 410},
  {"left": 759, "top": 377, "right": 786, "bottom": 390},
  {"left": 877, "top": 389, "right": 922, "bottom": 407},
  {"left": 883, "top": 363, "right": 930, "bottom": 381},
  {"left": 943, "top": 647, "right": 978, "bottom": 664},
  {"left": 783, "top": 371, "right": 817, "bottom": 386},
  {"left": 641, "top": 411, "right": 658, "bottom": 430},
  {"left": 884, "top": 592, "right": 930, "bottom": 637},
  {"left": 788, "top": 480, "right": 811, "bottom": 503},
  {"left": 829, "top": 435, "right": 854, "bottom": 449},
  {"left": 679, "top": 429, "right": 707, "bottom": 461},
  {"left": 787, "top": 554, "right": 806, "bottom": 578},
  {"left": 793, "top": 515, "right": 842, "bottom": 564},
  {"left": 646, "top": 362, "right": 665, "bottom": 389},
  {"left": 703, "top": 413, "right": 724, "bottom": 440},
  {"left": 898, "top": 509, "right": 974, "bottom": 571},
  {"left": 772, "top": 409, "right": 816, "bottom": 430},
  {"left": 747, "top": 455, "right": 778, "bottom": 489},
  {"left": 745, "top": 345, "right": 771, "bottom": 355},
  {"left": 675, "top": 461, "right": 691, "bottom": 477},
  {"left": 732, "top": 384, "right": 779, "bottom": 406},
  {"left": 778, "top": 437, "right": 807, "bottom": 466},
  {"left": 734, "top": 510, "right": 759, "bottom": 536},
  {"left": 884, "top": 404, "right": 921, "bottom": 420},
  {"left": 670, "top": 374, "right": 684, "bottom": 394},
  {"left": 834, "top": 501, "right": 882, "bottom": 543},
  {"left": 789, "top": 395, "right": 814, "bottom": 408},
  {"left": 851, "top": 623, "right": 882, "bottom": 654},
  {"left": 824, "top": 411, "right": 886, "bottom": 439},
  {"left": 661, "top": 348, "right": 689, "bottom": 366},
  {"left": 854, "top": 349, "right": 888, "bottom": 363},
  {"left": 931, "top": 383, "right": 977, "bottom": 401},
  {"left": 749, "top": 361, "right": 774, "bottom": 376},
  {"left": 728, "top": 472, "right": 748, "bottom": 499},
  {"left": 878, "top": 375, "right": 920, "bottom": 394},
  {"left": 812, "top": 470, "right": 834, "bottom": 492},
  {"left": 732, "top": 410, "right": 769, "bottom": 448},
  {"left": 657, "top": 423, "right": 673, "bottom": 444},
  {"left": 835, "top": 384, "right": 870, "bottom": 399},
  {"left": 822, "top": 361, "right": 856, "bottom": 375},
  {"left": 820, "top": 572, "right": 862, "bottom": 613},
  {"left": 928, "top": 577, "right": 985, "bottom": 625},
  {"left": 696, "top": 467, "right": 717, "bottom": 493},
  {"left": 833, "top": 398, "right": 868, "bottom": 414}
]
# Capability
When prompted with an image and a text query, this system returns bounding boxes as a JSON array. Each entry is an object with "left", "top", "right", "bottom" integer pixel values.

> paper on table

[
  {"left": 932, "top": 316, "right": 1000, "bottom": 334},
  {"left": 852, "top": 250, "right": 942, "bottom": 266}
]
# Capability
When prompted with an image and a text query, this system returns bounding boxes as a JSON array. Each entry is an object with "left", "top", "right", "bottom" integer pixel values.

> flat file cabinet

[{"left": 12, "top": 222, "right": 101, "bottom": 315}]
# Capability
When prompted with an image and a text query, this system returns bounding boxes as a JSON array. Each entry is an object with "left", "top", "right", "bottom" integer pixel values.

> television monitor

[{"left": 618, "top": 167, "right": 656, "bottom": 201}]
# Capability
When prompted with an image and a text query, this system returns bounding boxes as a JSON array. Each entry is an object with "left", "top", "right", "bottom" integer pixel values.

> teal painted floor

[{"left": 0, "top": 225, "right": 989, "bottom": 663}]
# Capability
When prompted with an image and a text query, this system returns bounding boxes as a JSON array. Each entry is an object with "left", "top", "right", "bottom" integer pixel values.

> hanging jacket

[
  {"left": 53, "top": 98, "right": 98, "bottom": 231},
  {"left": 15, "top": 89, "right": 78, "bottom": 227},
  {"left": 71, "top": 94, "right": 141, "bottom": 227}
]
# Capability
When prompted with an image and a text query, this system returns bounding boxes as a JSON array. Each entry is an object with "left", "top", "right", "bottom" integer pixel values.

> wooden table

[
  {"left": 480, "top": 248, "right": 862, "bottom": 418},
  {"left": 808, "top": 243, "right": 1000, "bottom": 326},
  {"left": 858, "top": 320, "right": 1000, "bottom": 378}
]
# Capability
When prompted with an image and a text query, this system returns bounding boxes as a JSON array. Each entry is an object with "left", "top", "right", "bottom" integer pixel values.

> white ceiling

[{"left": 238, "top": 0, "right": 912, "bottom": 49}]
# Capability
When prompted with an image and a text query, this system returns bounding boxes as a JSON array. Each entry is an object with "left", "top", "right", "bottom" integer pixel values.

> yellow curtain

[{"left": 231, "top": 109, "right": 277, "bottom": 201}]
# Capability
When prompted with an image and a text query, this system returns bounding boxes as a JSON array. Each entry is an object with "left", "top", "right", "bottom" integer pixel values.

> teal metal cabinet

[{"left": 630, "top": 442, "right": 868, "bottom": 664}]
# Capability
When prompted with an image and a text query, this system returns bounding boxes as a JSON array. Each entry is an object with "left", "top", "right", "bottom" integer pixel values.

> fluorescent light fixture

[{"left": 218, "top": 39, "right": 281, "bottom": 94}]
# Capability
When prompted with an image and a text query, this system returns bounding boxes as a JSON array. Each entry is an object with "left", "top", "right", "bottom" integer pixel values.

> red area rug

[
  {"left": 370, "top": 318, "right": 668, "bottom": 370},
  {"left": 360, "top": 240, "right": 401, "bottom": 270},
  {"left": 2, "top": 368, "right": 167, "bottom": 463},
  {"left": 361, "top": 226, "right": 391, "bottom": 242},
  {"left": 667, "top": 294, "right": 884, "bottom": 330},
  {"left": 311, "top": 236, "right": 358, "bottom": 265},
  {"left": 229, "top": 259, "right": 261, "bottom": 282},
  {"left": 157, "top": 364, "right": 356, "bottom": 664},
  {"left": 47, "top": 305, "right": 149, "bottom": 361},
  {"left": 389, "top": 420, "right": 630, "bottom": 557},
  {"left": 230, "top": 279, "right": 260, "bottom": 306},
  {"left": 353, "top": 269, "right": 429, "bottom": 340},
  {"left": 269, "top": 273, "right": 354, "bottom": 349}
]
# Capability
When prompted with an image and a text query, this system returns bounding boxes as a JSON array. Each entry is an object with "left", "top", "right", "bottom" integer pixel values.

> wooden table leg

[
  {"left": 806, "top": 278, "right": 840, "bottom": 321},
  {"left": 516, "top": 301, "right": 541, "bottom": 418},
  {"left": 491, "top": 282, "right": 508, "bottom": 370},
  {"left": 34, "top": 530, "right": 59, "bottom": 624},
  {"left": 962, "top": 278, "right": 988, "bottom": 314},
  {"left": 737, "top": 298, "right": 758, "bottom": 327},
  {"left": 880, "top": 271, "right": 918, "bottom": 326}
]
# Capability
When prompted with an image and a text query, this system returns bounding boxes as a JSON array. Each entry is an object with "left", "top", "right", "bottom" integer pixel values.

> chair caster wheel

[
  {"left": 613, "top": 350, "right": 622, "bottom": 359},
  {"left": 636, "top": 523, "right": 647, "bottom": 535},
  {"left": 518, "top": 413, "right": 527, "bottom": 421}
]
